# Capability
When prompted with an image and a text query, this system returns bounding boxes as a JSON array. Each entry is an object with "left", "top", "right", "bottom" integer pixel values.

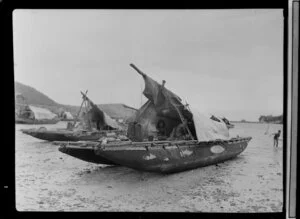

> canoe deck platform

[{"left": 56, "top": 137, "right": 251, "bottom": 173}]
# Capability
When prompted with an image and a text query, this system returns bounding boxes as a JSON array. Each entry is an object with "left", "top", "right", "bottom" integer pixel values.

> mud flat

[{"left": 15, "top": 121, "right": 283, "bottom": 212}]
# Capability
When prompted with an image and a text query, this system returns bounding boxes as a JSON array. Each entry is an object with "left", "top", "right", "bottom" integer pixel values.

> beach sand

[{"left": 15, "top": 121, "right": 283, "bottom": 212}]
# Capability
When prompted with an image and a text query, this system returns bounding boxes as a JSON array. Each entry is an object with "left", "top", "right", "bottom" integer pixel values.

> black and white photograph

[{"left": 13, "top": 9, "right": 287, "bottom": 212}]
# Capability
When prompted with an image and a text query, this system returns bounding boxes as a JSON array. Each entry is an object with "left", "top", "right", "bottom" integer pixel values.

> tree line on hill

[
  {"left": 15, "top": 81, "right": 137, "bottom": 121},
  {"left": 258, "top": 114, "right": 283, "bottom": 124}
]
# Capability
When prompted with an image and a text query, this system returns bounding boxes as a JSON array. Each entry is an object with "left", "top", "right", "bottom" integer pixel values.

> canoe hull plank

[
  {"left": 58, "top": 144, "right": 116, "bottom": 165},
  {"left": 21, "top": 129, "right": 106, "bottom": 142},
  {"left": 95, "top": 138, "right": 251, "bottom": 173},
  {"left": 16, "top": 118, "right": 59, "bottom": 124}
]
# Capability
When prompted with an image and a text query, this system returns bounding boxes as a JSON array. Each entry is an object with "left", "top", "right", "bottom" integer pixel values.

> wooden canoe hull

[
  {"left": 95, "top": 137, "right": 251, "bottom": 173},
  {"left": 16, "top": 118, "right": 60, "bottom": 124},
  {"left": 21, "top": 129, "right": 125, "bottom": 142},
  {"left": 60, "top": 119, "right": 75, "bottom": 122},
  {"left": 58, "top": 142, "right": 116, "bottom": 165}
]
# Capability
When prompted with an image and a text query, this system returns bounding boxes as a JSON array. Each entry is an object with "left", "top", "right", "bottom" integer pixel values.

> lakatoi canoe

[
  {"left": 16, "top": 117, "right": 60, "bottom": 124},
  {"left": 21, "top": 127, "right": 125, "bottom": 142},
  {"left": 57, "top": 141, "right": 117, "bottom": 165},
  {"left": 21, "top": 92, "right": 125, "bottom": 142},
  {"left": 57, "top": 64, "right": 252, "bottom": 173},
  {"left": 94, "top": 137, "right": 251, "bottom": 173}
]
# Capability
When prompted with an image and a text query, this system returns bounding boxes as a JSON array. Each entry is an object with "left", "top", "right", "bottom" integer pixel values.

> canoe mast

[{"left": 129, "top": 63, "right": 194, "bottom": 140}]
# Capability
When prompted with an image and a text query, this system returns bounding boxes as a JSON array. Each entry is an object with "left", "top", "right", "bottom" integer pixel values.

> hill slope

[
  {"left": 15, "top": 82, "right": 59, "bottom": 106},
  {"left": 14, "top": 81, "right": 137, "bottom": 120}
]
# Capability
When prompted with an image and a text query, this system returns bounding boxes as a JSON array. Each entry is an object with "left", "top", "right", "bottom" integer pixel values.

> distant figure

[
  {"left": 66, "top": 122, "right": 74, "bottom": 130},
  {"left": 271, "top": 130, "right": 281, "bottom": 147},
  {"left": 156, "top": 120, "right": 167, "bottom": 136}
]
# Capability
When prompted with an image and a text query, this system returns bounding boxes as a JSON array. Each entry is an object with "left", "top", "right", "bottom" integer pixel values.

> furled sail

[
  {"left": 129, "top": 63, "right": 229, "bottom": 142},
  {"left": 80, "top": 92, "right": 122, "bottom": 130},
  {"left": 130, "top": 64, "right": 191, "bottom": 120}
]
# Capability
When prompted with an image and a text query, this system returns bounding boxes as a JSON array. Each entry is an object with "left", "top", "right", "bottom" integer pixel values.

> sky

[{"left": 13, "top": 9, "right": 283, "bottom": 121}]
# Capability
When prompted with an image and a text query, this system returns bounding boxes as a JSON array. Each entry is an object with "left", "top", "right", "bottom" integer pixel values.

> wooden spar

[
  {"left": 80, "top": 91, "right": 96, "bottom": 107},
  {"left": 73, "top": 90, "right": 88, "bottom": 126},
  {"left": 130, "top": 63, "right": 146, "bottom": 77},
  {"left": 161, "top": 80, "right": 194, "bottom": 140},
  {"left": 130, "top": 63, "right": 194, "bottom": 139},
  {"left": 83, "top": 97, "right": 92, "bottom": 130}
]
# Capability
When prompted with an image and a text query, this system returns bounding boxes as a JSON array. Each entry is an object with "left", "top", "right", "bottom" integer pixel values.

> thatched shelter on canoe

[
  {"left": 63, "top": 111, "right": 74, "bottom": 120},
  {"left": 57, "top": 108, "right": 74, "bottom": 120},
  {"left": 97, "top": 104, "right": 137, "bottom": 122},
  {"left": 28, "top": 105, "right": 58, "bottom": 120},
  {"left": 75, "top": 92, "right": 122, "bottom": 131},
  {"left": 15, "top": 93, "right": 58, "bottom": 122}
]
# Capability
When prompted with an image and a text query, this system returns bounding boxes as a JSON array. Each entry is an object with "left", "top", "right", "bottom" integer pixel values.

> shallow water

[{"left": 15, "top": 121, "right": 283, "bottom": 212}]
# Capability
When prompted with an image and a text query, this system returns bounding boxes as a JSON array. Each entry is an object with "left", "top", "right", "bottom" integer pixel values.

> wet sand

[{"left": 15, "top": 122, "right": 283, "bottom": 212}]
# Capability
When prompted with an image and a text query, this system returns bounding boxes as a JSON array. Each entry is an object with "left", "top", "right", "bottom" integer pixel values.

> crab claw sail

[
  {"left": 80, "top": 92, "right": 122, "bottom": 130},
  {"left": 129, "top": 63, "right": 229, "bottom": 142}
]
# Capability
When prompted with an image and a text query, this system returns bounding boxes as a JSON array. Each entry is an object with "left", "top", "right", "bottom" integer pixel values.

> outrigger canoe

[
  {"left": 57, "top": 141, "right": 117, "bottom": 165},
  {"left": 57, "top": 64, "right": 252, "bottom": 173},
  {"left": 21, "top": 128, "right": 124, "bottom": 142},
  {"left": 57, "top": 137, "right": 251, "bottom": 173},
  {"left": 16, "top": 117, "right": 60, "bottom": 124},
  {"left": 21, "top": 91, "right": 125, "bottom": 142}
]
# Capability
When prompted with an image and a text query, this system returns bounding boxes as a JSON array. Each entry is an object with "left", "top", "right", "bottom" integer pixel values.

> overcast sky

[{"left": 13, "top": 9, "right": 283, "bottom": 121}]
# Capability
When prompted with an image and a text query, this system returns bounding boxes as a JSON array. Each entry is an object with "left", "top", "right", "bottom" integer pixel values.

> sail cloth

[
  {"left": 131, "top": 64, "right": 229, "bottom": 142},
  {"left": 140, "top": 72, "right": 192, "bottom": 121},
  {"left": 28, "top": 105, "right": 57, "bottom": 120},
  {"left": 102, "top": 111, "right": 122, "bottom": 130},
  {"left": 189, "top": 107, "right": 230, "bottom": 141},
  {"left": 82, "top": 93, "right": 122, "bottom": 130},
  {"left": 142, "top": 74, "right": 182, "bottom": 109}
]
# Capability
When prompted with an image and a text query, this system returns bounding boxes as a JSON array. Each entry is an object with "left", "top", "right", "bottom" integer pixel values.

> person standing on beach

[{"left": 271, "top": 130, "right": 281, "bottom": 147}]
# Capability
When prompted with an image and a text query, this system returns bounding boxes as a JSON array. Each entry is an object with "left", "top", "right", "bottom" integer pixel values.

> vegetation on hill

[
  {"left": 258, "top": 114, "right": 283, "bottom": 124},
  {"left": 61, "top": 104, "right": 137, "bottom": 121},
  {"left": 15, "top": 81, "right": 137, "bottom": 120},
  {"left": 15, "top": 82, "right": 59, "bottom": 106}
]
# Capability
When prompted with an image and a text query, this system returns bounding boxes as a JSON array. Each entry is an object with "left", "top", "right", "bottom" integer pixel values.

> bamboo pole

[
  {"left": 130, "top": 63, "right": 194, "bottom": 140},
  {"left": 161, "top": 81, "right": 194, "bottom": 140},
  {"left": 130, "top": 63, "right": 146, "bottom": 77},
  {"left": 73, "top": 90, "right": 88, "bottom": 126}
]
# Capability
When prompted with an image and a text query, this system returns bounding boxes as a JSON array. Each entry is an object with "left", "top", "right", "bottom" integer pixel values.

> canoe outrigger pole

[{"left": 73, "top": 90, "right": 88, "bottom": 126}]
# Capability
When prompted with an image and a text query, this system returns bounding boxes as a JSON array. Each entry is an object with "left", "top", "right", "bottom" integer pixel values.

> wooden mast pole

[
  {"left": 73, "top": 90, "right": 88, "bottom": 126},
  {"left": 129, "top": 63, "right": 194, "bottom": 140},
  {"left": 161, "top": 80, "right": 194, "bottom": 140}
]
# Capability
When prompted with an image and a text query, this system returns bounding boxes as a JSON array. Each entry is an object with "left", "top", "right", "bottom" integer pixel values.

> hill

[
  {"left": 15, "top": 82, "right": 59, "bottom": 107},
  {"left": 62, "top": 104, "right": 137, "bottom": 121},
  {"left": 14, "top": 81, "right": 137, "bottom": 120},
  {"left": 258, "top": 115, "right": 283, "bottom": 124}
]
